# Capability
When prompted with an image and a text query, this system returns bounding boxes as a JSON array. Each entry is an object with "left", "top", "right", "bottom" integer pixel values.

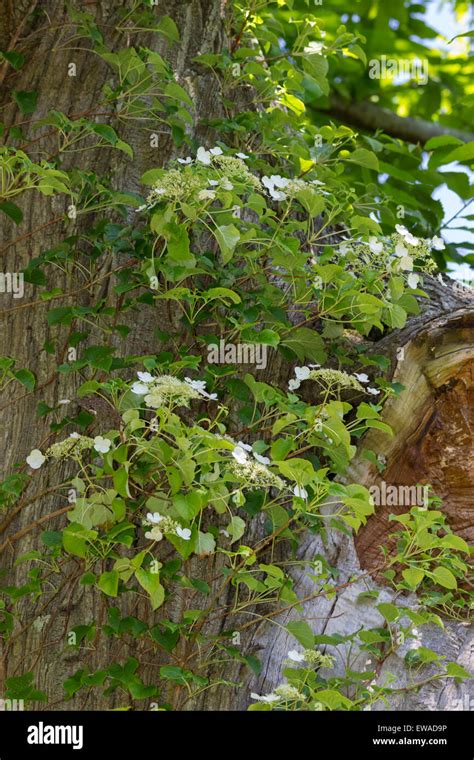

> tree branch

[{"left": 323, "top": 94, "right": 474, "bottom": 146}]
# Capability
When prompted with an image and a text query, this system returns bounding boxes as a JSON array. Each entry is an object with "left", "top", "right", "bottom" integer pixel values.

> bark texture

[
  {"left": 239, "top": 278, "right": 474, "bottom": 712},
  {"left": 0, "top": 0, "right": 232, "bottom": 710}
]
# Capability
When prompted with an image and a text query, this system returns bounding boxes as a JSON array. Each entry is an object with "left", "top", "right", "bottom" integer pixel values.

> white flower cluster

[
  {"left": 143, "top": 512, "right": 191, "bottom": 542},
  {"left": 230, "top": 442, "right": 284, "bottom": 490},
  {"left": 131, "top": 371, "right": 217, "bottom": 408},
  {"left": 46, "top": 433, "right": 95, "bottom": 459},
  {"left": 287, "top": 649, "right": 335, "bottom": 668},
  {"left": 261, "top": 174, "right": 323, "bottom": 202},
  {"left": 140, "top": 145, "right": 260, "bottom": 209},
  {"left": 251, "top": 685, "right": 306, "bottom": 703},
  {"left": 26, "top": 433, "right": 112, "bottom": 470},
  {"left": 337, "top": 226, "right": 442, "bottom": 285},
  {"left": 288, "top": 366, "right": 380, "bottom": 396}
]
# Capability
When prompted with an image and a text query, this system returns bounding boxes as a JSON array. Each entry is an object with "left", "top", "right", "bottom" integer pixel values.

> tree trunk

[
  {"left": 238, "top": 277, "right": 474, "bottom": 712},
  {"left": 0, "top": 0, "right": 231, "bottom": 710}
]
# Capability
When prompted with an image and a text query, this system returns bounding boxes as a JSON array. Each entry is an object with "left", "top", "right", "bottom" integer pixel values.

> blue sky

[{"left": 423, "top": 1, "right": 474, "bottom": 279}]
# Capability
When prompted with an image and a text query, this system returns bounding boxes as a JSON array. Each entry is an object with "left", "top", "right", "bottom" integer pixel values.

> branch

[{"left": 322, "top": 94, "right": 474, "bottom": 146}]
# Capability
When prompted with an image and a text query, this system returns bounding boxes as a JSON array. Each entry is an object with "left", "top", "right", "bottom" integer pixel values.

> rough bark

[
  {"left": 0, "top": 0, "right": 232, "bottom": 710},
  {"left": 237, "top": 277, "right": 474, "bottom": 712}
]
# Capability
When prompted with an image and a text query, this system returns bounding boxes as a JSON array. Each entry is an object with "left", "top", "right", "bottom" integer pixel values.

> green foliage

[{"left": 0, "top": 0, "right": 471, "bottom": 711}]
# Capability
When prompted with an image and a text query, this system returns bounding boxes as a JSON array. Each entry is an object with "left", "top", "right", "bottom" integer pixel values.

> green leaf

[
  {"left": 228, "top": 516, "right": 246, "bottom": 544},
  {"left": 166, "top": 223, "right": 193, "bottom": 265},
  {"left": 13, "top": 90, "right": 38, "bottom": 114},
  {"left": 445, "top": 662, "right": 471, "bottom": 680},
  {"left": 377, "top": 603, "right": 400, "bottom": 623},
  {"left": 156, "top": 16, "right": 180, "bottom": 43},
  {"left": 281, "top": 327, "right": 326, "bottom": 363},
  {"left": 204, "top": 287, "right": 241, "bottom": 304},
  {"left": 0, "top": 201, "right": 23, "bottom": 224},
  {"left": 46, "top": 306, "right": 73, "bottom": 325},
  {"left": 98, "top": 570, "right": 119, "bottom": 597},
  {"left": 113, "top": 468, "right": 131, "bottom": 498},
  {"left": 285, "top": 620, "right": 315, "bottom": 649},
  {"left": 314, "top": 689, "right": 352, "bottom": 709},
  {"left": 443, "top": 141, "right": 474, "bottom": 165},
  {"left": 441, "top": 534, "right": 469, "bottom": 553},
  {"left": 135, "top": 568, "right": 165, "bottom": 610},
  {"left": 164, "top": 81, "right": 192, "bottom": 106},
  {"left": 91, "top": 123, "right": 118, "bottom": 145},
  {"left": 431, "top": 566, "right": 457, "bottom": 590},
  {"left": 116, "top": 139, "right": 134, "bottom": 158},
  {"left": 0, "top": 50, "right": 25, "bottom": 70},
  {"left": 347, "top": 148, "right": 379, "bottom": 171},
  {"left": 215, "top": 224, "right": 240, "bottom": 263},
  {"left": 402, "top": 567, "right": 425, "bottom": 588},
  {"left": 14, "top": 368, "right": 36, "bottom": 392}
]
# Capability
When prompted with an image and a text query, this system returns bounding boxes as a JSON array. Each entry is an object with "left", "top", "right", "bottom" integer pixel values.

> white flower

[
  {"left": 176, "top": 526, "right": 192, "bottom": 541},
  {"left": 288, "top": 378, "right": 300, "bottom": 391},
  {"left": 232, "top": 446, "right": 249, "bottom": 464},
  {"left": 431, "top": 235, "right": 445, "bottom": 251},
  {"left": 208, "top": 179, "right": 219, "bottom": 186},
  {"left": 232, "top": 205, "right": 241, "bottom": 218},
  {"left": 304, "top": 41, "right": 324, "bottom": 54},
  {"left": 184, "top": 377, "right": 217, "bottom": 400},
  {"left": 210, "top": 146, "right": 223, "bottom": 156},
  {"left": 221, "top": 178, "right": 234, "bottom": 191},
  {"left": 58, "top": 399, "right": 71, "bottom": 405},
  {"left": 69, "top": 432, "right": 80, "bottom": 439},
  {"left": 339, "top": 243, "right": 349, "bottom": 255},
  {"left": 147, "top": 512, "right": 164, "bottom": 524},
  {"left": 262, "top": 174, "right": 289, "bottom": 201},
  {"left": 185, "top": 378, "right": 206, "bottom": 393},
  {"left": 93, "top": 436, "right": 111, "bottom": 454},
  {"left": 405, "top": 232, "right": 420, "bottom": 246},
  {"left": 236, "top": 152, "right": 249, "bottom": 159},
  {"left": 399, "top": 255, "right": 413, "bottom": 272},
  {"left": 132, "top": 381, "right": 149, "bottom": 395},
  {"left": 145, "top": 527, "right": 163, "bottom": 542},
  {"left": 272, "top": 175, "right": 289, "bottom": 189},
  {"left": 395, "top": 224, "right": 419, "bottom": 246},
  {"left": 395, "top": 224, "right": 408, "bottom": 237},
  {"left": 288, "top": 649, "right": 306, "bottom": 662},
  {"left": 178, "top": 156, "right": 192, "bottom": 165},
  {"left": 354, "top": 372, "right": 369, "bottom": 383},
  {"left": 295, "top": 366, "right": 311, "bottom": 381},
  {"left": 293, "top": 485, "right": 308, "bottom": 499},
  {"left": 250, "top": 692, "right": 280, "bottom": 703},
  {"left": 366, "top": 387, "right": 380, "bottom": 396},
  {"left": 237, "top": 441, "right": 252, "bottom": 452},
  {"left": 196, "top": 146, "right": 211, "bottom": 165},
  {"left": 26, "top": 449, "right": 46, "bottom": 470},
  {"left": 254, "top": 452, "right": 270, "bottom": 465},
  {"left": 137, "top": 371, "right": 154, "bottom": 383},
  {"left": 395, "top": 241, "right": 408, "bottom": 258},
  {"left": 407, "top": 272, "right": 420, "bottom": 289},
  {"left": 368, "top": 237, "right": 383, "bottom": 254},
  {"left": 198, "top": 189, "right": 216, "bottom": 201}
]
